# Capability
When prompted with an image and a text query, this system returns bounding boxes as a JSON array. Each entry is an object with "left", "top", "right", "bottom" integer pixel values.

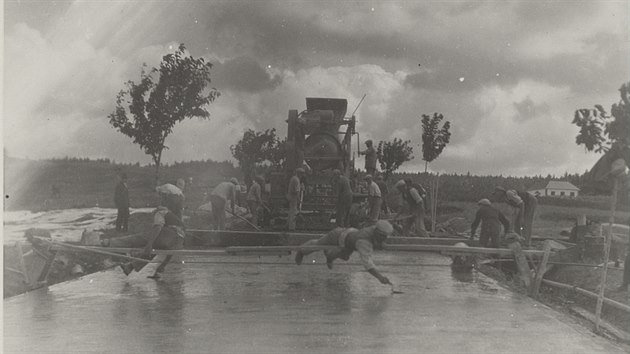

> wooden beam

[
  {"left": 508, "top": 241, "right": 532, "bottom": 288},
  {"left": 383, "top": 244, "right": 548, "bottom": 257},
  {"left": 225, "top": 245, "right": 341, "bottom": 254},
  {"left": 530, "top": 240, "right": 553, "bottom": 298},
  {"left": 15, "top": 242, "right": 31, "bottom": 285}
]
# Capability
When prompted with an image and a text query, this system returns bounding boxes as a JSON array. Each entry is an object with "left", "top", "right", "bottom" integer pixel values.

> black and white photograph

[{"left": 3, "top": 1, "right": 630, "bottom": 353}]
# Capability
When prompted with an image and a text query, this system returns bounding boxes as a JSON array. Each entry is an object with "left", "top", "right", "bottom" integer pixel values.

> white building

[{"left": 529, "top": 181, "right": 580, "bottom": 198}]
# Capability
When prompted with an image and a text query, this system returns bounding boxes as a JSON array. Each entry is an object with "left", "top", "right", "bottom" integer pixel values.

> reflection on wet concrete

[{"left": 4, "top": 252, "right": 625, "bottom": 353}]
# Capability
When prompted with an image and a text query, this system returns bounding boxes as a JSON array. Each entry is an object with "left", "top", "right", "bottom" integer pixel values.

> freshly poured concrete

[{"left": 4, "top": 252, "right": 625, "bottom": 353}]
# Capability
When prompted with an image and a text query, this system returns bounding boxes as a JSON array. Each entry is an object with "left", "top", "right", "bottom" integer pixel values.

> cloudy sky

[{"left": 4, "top": 0, "right": 629, "bottom": 176}]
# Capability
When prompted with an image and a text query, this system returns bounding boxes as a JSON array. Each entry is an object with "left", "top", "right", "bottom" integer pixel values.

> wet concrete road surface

[{"left": 4, "top": 252, "right": 626, "bottom": 353}]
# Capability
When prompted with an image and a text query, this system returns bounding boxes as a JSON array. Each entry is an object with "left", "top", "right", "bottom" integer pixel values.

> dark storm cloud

[{"left": 212, "top": 56, "right": 282, "bottom": 93}]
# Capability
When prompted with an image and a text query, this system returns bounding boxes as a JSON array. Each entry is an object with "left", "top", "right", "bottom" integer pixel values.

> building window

[
  {"left": 550, "top": 191, "right": 555, "bottom": 196},
  {"left": 560, "top": 191, "right": 565, "bottom": 196},
  {"left": 570, "top": 192, "right": 575, "bottom": 197}
]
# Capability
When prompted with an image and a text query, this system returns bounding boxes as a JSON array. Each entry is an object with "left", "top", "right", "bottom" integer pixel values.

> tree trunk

[
  {"left": 154, "top": 150, "right": 163, "bottom": 187},
  {"left": 424, "top": 161, "right": 428, "bottom": 173}
]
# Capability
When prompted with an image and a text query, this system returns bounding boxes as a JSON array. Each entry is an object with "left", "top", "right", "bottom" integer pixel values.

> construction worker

[
  {"left": 114, "top": 172, "right": 129, "bottom": 232},
  {"left": 287, "top": 168, "right": 305, "bottom": 230},
  {"left": 365, "top": 174, "right": 382, "bottom": 223},
  {"left": 333, "top": 169, "right": 353, "bottom": 227},
  {"left": 396, "top": 179, "right": 428, "bottom": 237},
  {"left": 470, "top": 199, "right": 510, "bottom": 248},
  {"left": 375, "top": 174, "right": 389, "bottom": 214},
  {"left": 493, "top": 186, "right": 537, "bottom": 246},
  {"left": 247, "top": 176, "right": 263, "bottom": 227},
  {"left": 104, "top": 185, "right": 185, "bottom": 279},
  {"left": 210, "top": 178, "right": 239, "bottom": 230},
  {"left": 294, "top": 220, "right": 394, "bottom": 285},
  {"left": 358, "top": 139, "right": 377, "bottom": 176}
]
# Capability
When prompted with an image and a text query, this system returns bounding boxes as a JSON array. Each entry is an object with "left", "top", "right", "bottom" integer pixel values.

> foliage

[
  {"left": 421, "top": 113, "right": 451, "bottom": 172},
  {"left": 108, "top": 44, "right": 220, "bottom": 184},
  {"left": 572, "top": 81, "right": 630, "bottom": 153},
  {"left": 376, "top": 138, "right": 414, "bottom": 180},
  {"left": 230, "top": 129, "right": 283, "bottom": 185}
]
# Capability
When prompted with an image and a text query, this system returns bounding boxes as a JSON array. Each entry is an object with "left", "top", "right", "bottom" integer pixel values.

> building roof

[
  {"left": 527, "top": 180, "right": 580, "bottom": 192},
  {"left": 545, "top": 180, "right": 580, "bottom": 191}
]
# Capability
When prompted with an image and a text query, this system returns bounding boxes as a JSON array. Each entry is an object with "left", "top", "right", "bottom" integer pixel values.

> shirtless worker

[
  {"left": 470, "top": 199, "right": 510, "bottom": 248},
  {"left": 294, "top": 220, "right": 394, "bottom": 285},
  {"left": 358, "top": 139, "right": 377, "bottom": 176},
  {"left": 210, "top": 178, "right": 239, "bottom": 230},
  {"left": 493, "top": 186, "right": 537, "bottom": 246}
]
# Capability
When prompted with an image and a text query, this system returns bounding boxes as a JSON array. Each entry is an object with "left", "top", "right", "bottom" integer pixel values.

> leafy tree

[
  {"left": 421, "top": 113, "right": 451, "bottom": 173},
  {"left": 231, "top": 128, "right": 281, "bottom": 186},
  {"left": 109, "top": 44, "right": 220, "bottom": 184},
  {"left": 376, "top": 138, "right": 414, "bottom": 180},
  {"left": 572, "top": 81, "right": 630, "bottom": 153}
]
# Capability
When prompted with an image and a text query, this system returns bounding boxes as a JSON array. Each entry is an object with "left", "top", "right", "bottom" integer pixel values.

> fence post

[
  {"left": 509, "top": 241, "right": 532, "bottom": 288},
  {"left": 595, "top": 178, "right": 618, "bottom": 333}
]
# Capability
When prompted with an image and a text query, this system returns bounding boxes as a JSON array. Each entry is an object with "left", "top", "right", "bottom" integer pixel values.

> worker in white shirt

[
  {"left": 365, "top": 174, "right": 382, "bottom": 223},
  {"left": 210, "top": 178, "right": 239, "bottom": 230}
]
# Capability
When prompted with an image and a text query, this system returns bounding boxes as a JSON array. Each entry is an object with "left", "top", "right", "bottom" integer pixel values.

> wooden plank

[
  {"left": 596, "top": 179, "right": 618, "bottom": 333},
  {"left": 225, "top": 245, "right": 341, "bottom": 254},
  {"left": 508, "top": 241, "right": 532, "bottom": 288},
  {"left": 384, "top": 244, "right": 547, "bottom": 257},
  {"left": 15, "top": 242, "right": 31, "bottom": 285},
  {"left": 80, "top": 246, "right": 227, "bottom": 256},
  {"left": 541, "top": 279, "right": 630, "bottom": 313},
  {"left": 530, "top": 240, "right": 553, "bottom": 298},
  {"left": 571, "top": 306, "right": 629, "bottom": 341}
]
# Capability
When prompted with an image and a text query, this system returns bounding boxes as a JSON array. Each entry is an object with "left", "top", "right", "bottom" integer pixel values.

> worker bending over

[
  {"left": 470, "top": 199, "right": 510, "bottom": 248},
  {"left": 294, "top": 220, "right": 394, "bottom": 285},
  {"left": 210, "top": 178, "right": 239, "bottom": 230},
  {"left": 493, "top": 186, "right": 537, "bottom": 246},
  {"left": 396, "top": 179, "right": 428, "bottom": 237}
]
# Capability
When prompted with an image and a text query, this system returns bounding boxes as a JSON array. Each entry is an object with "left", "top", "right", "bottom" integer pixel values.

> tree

[
  {"left": 108, "top": 44, "right": 220, "bottom": 184},
  {"left": 376, "top": 138, "right": 414, "bottom": 180},
  {"left": 421, "top": 113, "right": 451, "bottom": 173},
  {"left": 231, "top": 129, "right": 281, "bottom": 186},
  {"left": 573, "top": 81, "right": 630, "bottom": 153}
]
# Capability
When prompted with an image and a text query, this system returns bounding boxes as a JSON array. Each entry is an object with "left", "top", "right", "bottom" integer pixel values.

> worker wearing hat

[
  {"left": 105, "top": 184, "right": 186, "bottom": 278},
  {"left": 209, "top": 178, "right": 240, "bottom": 231},
  {"left": 493, "top": 186, "right": 537, "bottom": 246},
  {"left": 358, "top": 139, "right": 377, "bottom": 176},
  {"left": 287, "top": 168, "right": 305, "bottom": 230},
  {"left": 295, "top": 220, "right": 394, "bottom": 285},
  {"left": 470, "top": 198, "right": 510, "bottom": 248}
]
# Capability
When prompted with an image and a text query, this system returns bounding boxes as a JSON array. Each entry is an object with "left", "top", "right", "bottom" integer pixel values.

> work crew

[
  {"left": 493, "top": 186, "right": 537, "bottom": 246},
  {"left": 114, "top": 172, "right": 130, "bottom": 232},
  {"left": 396, "top": 179, "right": 428, "bottom": 237},
  {"left": 294, "top": 220, "right": 394, "bottom": 285},
  {"left": 210, "top": 178, "right": 239, "bottom": 231},
  {"left": 375, "top": 175, "right": 390, "bottom": 214},
  {"left": 470, "top": 198, "right": 510, "bottom": 248},
  {"left": 104, "top": 184, "right": 185, "bottom": 279},
  {"left": 333, "top": 169, "right": 353, "bottom": 227},
  {"left": 365, "top": 174, "right": 382, "bottom": 223},
  {"left": 287, "top": 168, "right": 305, "bottom": 230},
  {"left": 247, "top": 176, "right": 263, "bottom": 227},
  {"left": 358, "top": 139, "right": 377, "bottom": 176}
]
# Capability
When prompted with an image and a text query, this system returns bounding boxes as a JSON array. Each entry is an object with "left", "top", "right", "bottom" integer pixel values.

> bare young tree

[{"left": 109, "top": 44, "right": 220, "bottom": 184}]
